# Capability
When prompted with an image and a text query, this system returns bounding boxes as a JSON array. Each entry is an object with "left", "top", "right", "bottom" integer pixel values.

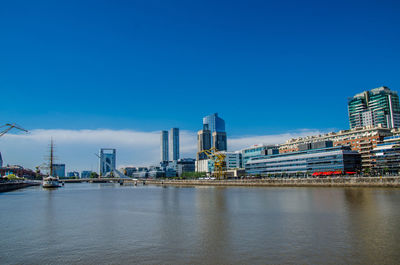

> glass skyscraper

[
  {"left": 201, "top": 113, "right": 227, "bottom": 151},
  {"left": 169, "top": 128, "right": 179, "bottom": 161},
  {"left": 203, "top": 113, "right": 225, "bottom": 132},
  {"left": 160, "top": 131, "right": 169, "bottom": 162},
  {"left": 348, "top": 87, "right": 400, "bottom": 129},
  {"left": 197, "top": 128, "right": 211, "bottom": 160}
]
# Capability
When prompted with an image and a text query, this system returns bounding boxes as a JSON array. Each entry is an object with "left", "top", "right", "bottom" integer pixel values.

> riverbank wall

[
  {"left": 144, "top": 177, "right": 400, "bottom": 188},
  {"left": 0, "top": 182, "right": 40, "bottom": 193}
]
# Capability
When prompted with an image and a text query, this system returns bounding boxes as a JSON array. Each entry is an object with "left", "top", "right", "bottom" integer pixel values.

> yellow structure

[{"left": 198, "top": 147, "right": 226, "bottom": 179}]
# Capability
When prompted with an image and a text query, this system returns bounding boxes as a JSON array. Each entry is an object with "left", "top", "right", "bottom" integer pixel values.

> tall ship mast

[
  {"left": 49, "top": 138, "right": 54, "bottom": 176},
  {"left": 42, "top": 138, "right": 61, "bottom": 188}
]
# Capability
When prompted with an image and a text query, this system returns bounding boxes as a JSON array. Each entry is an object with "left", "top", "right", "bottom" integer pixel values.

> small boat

[{"left": 43, "top": 176, "right": 61, "bottom": 188}]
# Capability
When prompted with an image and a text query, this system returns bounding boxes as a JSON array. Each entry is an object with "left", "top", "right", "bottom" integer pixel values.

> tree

[
  {"left": 89, "top": 172, "right": 99, "bottom": 178},
  {"left": 384, "top": 167, "right": 389, "bottom": 175},
  {"left": 5, "top": 174, "right": 19, "bottom": 180},
  {"left": 181, "top": 172, "right": 206, "bottom": 179}
]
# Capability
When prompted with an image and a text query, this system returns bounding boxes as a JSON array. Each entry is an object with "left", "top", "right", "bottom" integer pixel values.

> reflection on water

[
  {"left": 0, "top": 184, "right": 399, "bottom": 265},
  {"left": 343, "top": 188, "right": 400, "bottom": 265}
]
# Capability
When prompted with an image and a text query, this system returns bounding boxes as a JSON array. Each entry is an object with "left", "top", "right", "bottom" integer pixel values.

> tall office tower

[
  {"left": 197, "top": 128, "right": 211, "bottom": 160},
  {"left": 169, "top": 128, "right": 179, "bottom": 161},
  {"left": 212, "top": 131, "right": 227, "bottom": 151},
  {"left": 99, "top": 148, "right": 116, "bottom": 176},
  {"left": 202, "top": 113, "right": 227, "bottom": 150},
  {"left": 203, "top": 113, "right": 225, "bottom": 133},
  {"left": 348, "top": 87, "right": 400, "bottom": 129},
  {"left": 161, "top": 130, "right": 169, "bottom": 162}
]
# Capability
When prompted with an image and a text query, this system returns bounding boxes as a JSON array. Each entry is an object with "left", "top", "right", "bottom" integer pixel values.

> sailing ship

[{"left": 42, "top": 139, "right": 61, "bottom": 188}]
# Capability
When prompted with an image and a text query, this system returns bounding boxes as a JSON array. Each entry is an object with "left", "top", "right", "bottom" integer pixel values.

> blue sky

[
  {"left": 1, "top": 0, "right": 399, "bottom": 135},
  {"left": 0, "top": 0, "right": 399, "bottom": 170}
]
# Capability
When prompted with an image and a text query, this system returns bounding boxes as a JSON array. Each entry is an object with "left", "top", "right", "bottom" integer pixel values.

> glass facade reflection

[
  {"left": 246, "top": 146, "right": 361, "bottom": 176},
  {"left": 203, "top": 113, "right": 225, "bottom": 133}
]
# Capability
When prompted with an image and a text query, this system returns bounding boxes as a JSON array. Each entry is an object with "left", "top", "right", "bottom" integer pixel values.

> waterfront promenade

[
  {"left": 0, "top": 181, "right": 40, "bottom": 192},
  {"left": 141, "top": 176, "right": 400, "bottom": 188},
  {"left": 4, "top": 177, "right": 399, "bottom": 191}
]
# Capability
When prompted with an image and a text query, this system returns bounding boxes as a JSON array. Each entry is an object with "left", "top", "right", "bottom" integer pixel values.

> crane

[
  {"left": 198, "top": 147, "right": 227, "bottom": 179},
  {"left": 0, "top": 123, "right": 28, "bottom": 137}
]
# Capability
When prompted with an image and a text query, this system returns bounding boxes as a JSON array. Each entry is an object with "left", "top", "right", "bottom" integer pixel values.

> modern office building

[
  {"left": 169, "top": 128, "right": 179, "bottom": 161},
  {"left": 195, "top": 159, "right": 211, "bottom": 173},
  {"left": 371, "top": 134, "right": 400, "bottom": 174},
  {"left": 197, "top": 128, "right": 212, "bottom": 160},
  {"left": 212, "top": 131, "right": 227, "bottom": 151},
  {"left": 224, "top": 151, "right": 242, "bottom": 169},
  {"left": 52, "top": 164, "right": 66, "bottom": 178},
  {"left": 348, "top": 87, "right": 400, "bottom": 129},
  {"left": 279, "top": 125, "right": 393, "bottom": 169},
  {"left": 246, "top": 142, "right": 361, "bottom": 177},
  {"left": 202, "top": 113, "right": 227, "bottom": 151},
  {"left": 99, "top": 148, "right": 116, "bottom": 176},
  {"left": 121, "top": 167, "right": 136, "bottom": 177},
  {"left": 67, "top": 171, "right": 79, "bottom": 178},
  {"left": 167, "top": 158, "right": 196, "bottom": 177},
  {"left": 161, "top": 130, "right": 169, "bottom": 162},
  {"left": 241, "top": 145, "right": 279, "bottom": 168},
  {"left": 203, "top": 113, "right": 225, "bottom": 133},
  {"left": 81, "top": 170, "right": 92, "bottom": 179}
]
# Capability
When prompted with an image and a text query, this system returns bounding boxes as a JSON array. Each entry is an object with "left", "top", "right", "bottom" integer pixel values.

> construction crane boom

[
  {"left": 0, "top": 123, "right": 28, "bottom": 137},
  {"left": 198, "top": 147, "right": 227, "bottom": 179}
]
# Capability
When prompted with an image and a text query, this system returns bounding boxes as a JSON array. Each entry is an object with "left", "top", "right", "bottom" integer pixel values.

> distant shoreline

[
  {"left": 0, "top": 182, "right": 40, "bottom": 192},
  {"left": 143, "top": 177, "right": 400, "bottom": 188}
]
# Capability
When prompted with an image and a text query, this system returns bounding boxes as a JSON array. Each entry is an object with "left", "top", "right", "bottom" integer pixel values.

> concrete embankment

[
  {"left": 144, "top": 177, "right": 400, "bottom": 188},
  {"left": 0, "top": 182, "right": 40, "bottom": 193}
]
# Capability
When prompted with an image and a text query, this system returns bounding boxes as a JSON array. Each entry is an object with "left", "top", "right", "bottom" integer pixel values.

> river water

[{"left": 0, "top": 183, "right": 399, "bottom": 264}]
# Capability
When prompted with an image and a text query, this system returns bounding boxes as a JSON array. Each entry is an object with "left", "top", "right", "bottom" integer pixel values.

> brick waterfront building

[{"left": 279, "top": 125, "right": 395, "bottom": 169}]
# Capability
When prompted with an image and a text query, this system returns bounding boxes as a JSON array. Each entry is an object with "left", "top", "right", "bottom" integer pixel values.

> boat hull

[{"left": 42, "top": 179, "right": 61, "bottom": 188}]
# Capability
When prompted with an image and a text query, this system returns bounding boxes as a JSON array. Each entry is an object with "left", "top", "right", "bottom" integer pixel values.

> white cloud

[
  {"left": 0, "top": 128, "right": 326, "bottom": 173},
  {"left": 228, "top": 129, "right": 326, "bottom": 151}
]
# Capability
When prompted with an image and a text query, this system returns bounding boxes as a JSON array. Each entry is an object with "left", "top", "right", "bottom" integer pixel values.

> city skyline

[
  {"left": 2, "top": 1, "right": 400, "bottom": 264},
  {"left": 0, "top": 127, "right": 327, "bottom": 172},
  {"left": 1, "top": 86, "right": 400, "bottom": 172}
]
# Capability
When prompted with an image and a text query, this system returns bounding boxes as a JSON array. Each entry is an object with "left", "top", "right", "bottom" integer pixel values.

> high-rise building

[
  {"left": 199, "top": 113, "right": 227, "bottom": 152},
  {"left": 169, "top": 128, "right": 179, "bottom": 161},
  {"left": 99, "top": 148, "right": 116, "bottom": 176},
  {"left": 212, "top": 131, "right": 227, "bottom": 151},
  {"left": 161, "top": 130, "right": 169, "bottom": 162},
  {"left": 52, "top": 163, "right": 65, "bottom": 178},
  {"left": 348, "top": 87, "right": 400, "bottom": 129},
  {"left": 197, "top": 128, "right": 211, "bottom": 160},
  {"left": 203, "top": 113, "right": 225, "bottom": 133}
]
